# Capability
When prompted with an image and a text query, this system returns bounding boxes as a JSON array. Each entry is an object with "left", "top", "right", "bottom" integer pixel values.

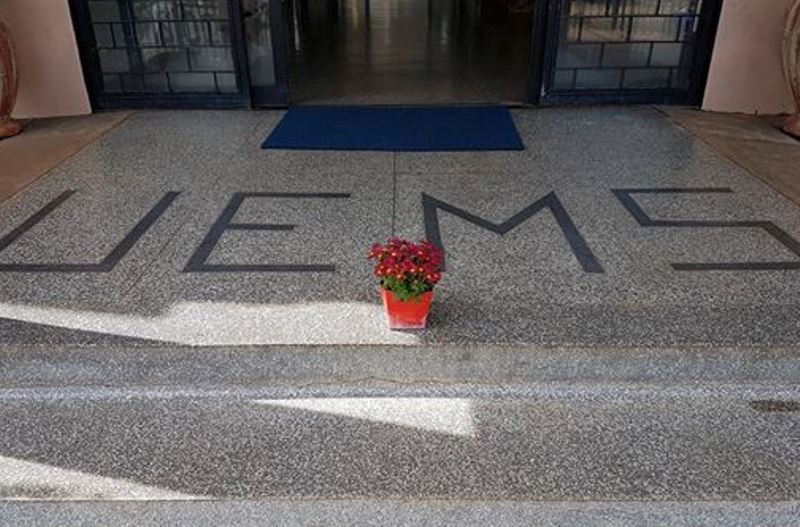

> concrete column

[
  {"left": 703, "top": 0, "right": 797, "bottom": 115},
  {"left": 0, "top": 0, "right": 91, "bottom": 118}
]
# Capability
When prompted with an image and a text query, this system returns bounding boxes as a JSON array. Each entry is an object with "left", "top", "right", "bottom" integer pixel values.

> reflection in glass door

[
  {"left": 243, "top": 0, "right": 289, "bottom": 105},
  {"left": 545, "top": 0, "right": 721, "bottom": 103},
  {"left": 285, "top": 0, "right": 538, "bottom": 104},
  {"left": 73, "top": 0, "right": 247, "bottom": 108}
]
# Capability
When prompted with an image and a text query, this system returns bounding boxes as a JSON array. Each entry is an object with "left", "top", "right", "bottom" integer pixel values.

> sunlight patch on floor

[
  {"left": 254, "top": 397, "right": 475, "bottom": 437},
  {"left": 0, "top": 455, "right": 204, "bottom": 501},
  {"left": 0, "top": 301, "right": 418, "bottom": 345}
]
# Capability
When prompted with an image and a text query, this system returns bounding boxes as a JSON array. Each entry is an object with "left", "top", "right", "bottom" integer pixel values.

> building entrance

[
  {"left": 285, "top": 0, "right": 537, "bottom": 104},
  {"left": 69, "top": 0, "right": 722, "bottom": 109}
]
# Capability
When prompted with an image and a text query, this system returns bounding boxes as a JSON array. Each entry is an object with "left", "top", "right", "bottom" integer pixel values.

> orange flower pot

[{"left": 381, "top": 289, "right": 433, "bottom": 330}]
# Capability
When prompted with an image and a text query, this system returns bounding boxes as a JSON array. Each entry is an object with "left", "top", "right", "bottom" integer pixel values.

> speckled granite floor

[
  {"left": 0, "top": 107, "right": 798, "bottom": 347},
  {"left": 1, "top": 383, "right": 799, "bottom": 501}
]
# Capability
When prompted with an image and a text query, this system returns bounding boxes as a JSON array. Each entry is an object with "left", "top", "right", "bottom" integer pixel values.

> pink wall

[
  {"left": 1, "top": 0, "right": 91, "bottom": 118},
  {"left": 703, "top": 0, "right": 797, "bottom": 115}
]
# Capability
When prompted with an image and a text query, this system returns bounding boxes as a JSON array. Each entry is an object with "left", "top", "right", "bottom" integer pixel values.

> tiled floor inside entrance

[{"left": 0, "top": 107, "right": 799, "bottom": 347}]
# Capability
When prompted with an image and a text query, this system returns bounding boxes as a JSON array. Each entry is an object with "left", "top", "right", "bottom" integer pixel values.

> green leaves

[{"left": 381, "top": 276, "right": 432, "bottom": 302}]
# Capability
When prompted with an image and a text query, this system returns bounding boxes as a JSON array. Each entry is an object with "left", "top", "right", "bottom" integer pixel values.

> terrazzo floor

[{"left": 0, "top": 106, "right": 798, "bottom": 347}]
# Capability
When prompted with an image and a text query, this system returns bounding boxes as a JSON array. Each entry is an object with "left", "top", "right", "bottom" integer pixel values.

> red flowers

[{"left": 368, "top": 238, "right": 443, "bottom": 300}]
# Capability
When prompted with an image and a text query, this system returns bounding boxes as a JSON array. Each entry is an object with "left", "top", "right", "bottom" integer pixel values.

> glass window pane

[
  {"left": 651, "top": 42, "right": 686, "bottom": 67},
  {"left": 569, "top": 0, "right": 607, "bottom": 16},
  {"left": 141, "top": 48, "right": 190, "bottom": 71},
  {"left": 216, "top": 73, "right": 238, "bottom": 93},
  {"left": 623, "top": 68, "right": 671, "bottom": 89},
  {"left": 552, "top": 70, "right": 575, "bottom": 90},
  {"left": 564, "top": 18, "right": 581, "bottom": 42},
  {"left": 144, "top": 73, "right": 170, "bottom": 92},
  {"left": 161, "top": 21, "right": 219, "bottom": 46},
  {"left": 575, "top": 69, "right": 622, "bottom": 89},
  {"left": 183, "top": 0, "right": 229, "bottom": 19},
  {"left": 556, "top": 44, "right": 601, "bottom": 68},
  {"left": 189, "top": 48, "right": 234, "bottom": 71},
  {"left": 98, "top": 49, "right": 130, "bottom": 73},
  {"left": 170, "top": 72, "right": 217, "bottom": 92},
  {"left": 659, "top": 0, "right": 702, "bottom": 15},
  {"left": 528, "top": 0, "right": 704, "bottom": 97},
  {"left": 209, "top": 21, "right": 230, "bottom": 44},
  {"left": 87, "top": 0, "right": 240, "bottom": 97},
  {"left": 580, "top": 17, "right": 629, "bottom": 42},
  {"left": 102, "top": 74, "right": 123, "bottom": 93},
  {"left": 602, "top": 43, "right": 651, "bottom": 67},
  {"left": 93, "top": 24, "right": 115, "bottom": 47},
  {"left": 671, "top": 67, "right": 692, "bottom": 89},
  {"left": 136, "top": 22, "right": 162, "bottom": 46},
  {"left": 180, "top": 21, "right": 211, "bottom": 46},
  {"left": 622, "top": 0, "right": 660, "bottom": 15},
  {"left": 89, "top": 1, "right": 121, "bottom": 23},
  {"left": 677, "top": 16, "right": 700, "bottom": 41},
  {"left": 121, "top": 74, "right": 145, "bottom": 92},
  {"left": 630, "top": 17, "right": 680, "bottom": 42},
  {"left": 244, "top": 0, "right": 277, "bottom": 88},
  {"left": 112, "top": 23, "right": 128, "bottom": 47},
  {"left": 160, "top": 22, "right": 181, "bottom": 46},
  {"left": 132, "top": 1, "right": 179, "bottom": 20}
]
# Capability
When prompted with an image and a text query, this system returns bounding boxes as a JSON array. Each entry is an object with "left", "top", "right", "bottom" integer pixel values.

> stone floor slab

[
  {"left": 0, "top": 384, "right": 798, "bottom": 501},
  {"left": 0, "top": 107, "right": 798, "bottom": 347},
  {"left": 3, "top": 500, "right": 799, "bottom": 527}
]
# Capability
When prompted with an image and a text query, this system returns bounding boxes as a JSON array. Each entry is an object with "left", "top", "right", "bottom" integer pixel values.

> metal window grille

[
  {"left": 547, "top": 0, "right": 711, "bottom": 101},
  {"left": 83, "top": 0, "right": 242, "bottom": 98}
]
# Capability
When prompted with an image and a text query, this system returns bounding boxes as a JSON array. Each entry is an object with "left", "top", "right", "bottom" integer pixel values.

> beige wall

[
  {"left": 703, "top": 0, "right": 797, "bottom": 114},
  {"left": 1, "top": 0, "right": 91, "bottom": 118}
]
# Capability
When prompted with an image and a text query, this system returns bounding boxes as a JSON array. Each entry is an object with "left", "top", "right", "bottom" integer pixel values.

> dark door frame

[
  {"left": 69, "top": 0, "right": 721, "bottom": 110},
  {"left": 244, "top": 0, "right": 291, "bottom": 107},
  {"left": 534, "top": 0, "right": 723, "bottom": 106},
  {"left": 526, "top": 0, "right": 551, "bottom": 104},
  {"left": 68, "top": 0, "right": 252, "bottom": 109}
]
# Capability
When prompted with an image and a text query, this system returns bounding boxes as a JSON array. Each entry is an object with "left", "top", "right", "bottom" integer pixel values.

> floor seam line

[
  {"left": 391, "top": 153, "right": 397, "bottom": 236},
  {"left": 118, "top": 217, "right": 192, "bottom": 300}
]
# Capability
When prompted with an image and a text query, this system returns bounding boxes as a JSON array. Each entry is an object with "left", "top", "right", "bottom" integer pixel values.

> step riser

[
  {"left": 3, "top": 346, "right": 799, "bottom": 389},
  {"left": 2, "top": 500, "right": 800, "bottom": 527}
]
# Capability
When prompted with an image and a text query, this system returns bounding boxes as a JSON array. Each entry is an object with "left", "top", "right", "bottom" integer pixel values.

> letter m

[{"left": 422, "top": 192, "right": 604, "bottom": 273}]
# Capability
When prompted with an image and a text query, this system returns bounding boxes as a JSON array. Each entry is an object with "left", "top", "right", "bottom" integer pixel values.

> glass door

[
  {"left": 242, "top": 0, "right": 289, "bottom": 105},
  {"left": 543, "top": 0, "right": 722, "bottom": 104},
  {"left": 283, "top": 0, "right": 540, "bottom": 105},
  {"left": 71, "top": 0, "right": 250, "bottom": 109}
]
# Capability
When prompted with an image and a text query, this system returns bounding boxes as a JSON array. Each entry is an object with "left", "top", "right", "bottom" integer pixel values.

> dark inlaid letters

[
  {"left": 184, "top": 192, "right": 351, "bottom": 273},
  {"left": 422, "top": 192, "right": 604, "bottom": 273},
  {"left": 613, "top": 188, "right": 800, "bottom": 271},
  {"left": 0, "top": 191, "right": 180, "bottom": 273}
]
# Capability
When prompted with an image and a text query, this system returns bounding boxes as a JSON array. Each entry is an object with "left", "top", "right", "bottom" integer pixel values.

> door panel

[
  {"left": 243, "top": 0, "right": 289, "bottom": 105},
  {"left": 542, "top": 0, "right": 723, "bottom": 104},
  {"left": 69, "top": 0, "right": 249, "bottom": 109}
]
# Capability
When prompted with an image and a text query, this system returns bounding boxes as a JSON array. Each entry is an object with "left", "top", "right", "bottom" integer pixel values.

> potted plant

[
  {"left": 783, "top": 0, "right": 800, "bottom": 138},
  {"left": 0, "top": 8, "right": 21, "bottom": 139},
  {"left": 368, "top": 238, "right": 443, "bottom": 330}
]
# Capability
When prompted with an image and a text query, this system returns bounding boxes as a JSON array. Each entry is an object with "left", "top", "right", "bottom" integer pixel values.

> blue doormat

[{"left": 261, "top": 106, "right": 525, "bottom": 151}]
